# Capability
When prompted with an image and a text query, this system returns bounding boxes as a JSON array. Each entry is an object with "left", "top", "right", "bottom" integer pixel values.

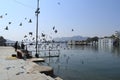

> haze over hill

[
  {"left": 5, "top": 39, "right": 15, "bottom": 43},
  {"left": 54, "top": 35, "right": 88, "bottom": 41}
]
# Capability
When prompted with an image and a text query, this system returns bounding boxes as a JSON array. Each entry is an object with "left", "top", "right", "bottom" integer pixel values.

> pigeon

[
  {"left": 0, "top": 15, "right": 3, "bottom": 18},
  {"left": 29, "top": 19, "right": 32, "bottom": 23},
  {"left": 55, "top": 30, "right": 58, "bottom": 33},
  {"left": 72, "top": 29, "right": 74, "bottom": 31},
  {"left": 9, "top": 22, "right": 12, "bottom": 24},
  {"left": 19, "top": 23, "right": 22, "bottom": 26},
  {"left": 41, "top": 33, "right": 45, "bottom": 37},
  {"left": 29, "top": 32, "right": 33, "bottom": 35},
  {"left": 57, "top": 2, "right": 61, "bottom": 5},
  {"left": 53, "top": 26, "right": 55, "bottom": 30},
  {"left": 24, "top": 35, "right": 27, "bottom": 38},
  {"left": 5, "top": 13, "right": 7, "bottom": 15},
  {"left": 5, "top": 26, "right": 8, "bottom": 30}
]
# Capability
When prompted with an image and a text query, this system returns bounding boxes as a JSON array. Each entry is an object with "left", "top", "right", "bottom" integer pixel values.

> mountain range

[
  {"left": 5, "top": 35, "right": 88, "bottom": 43},
  {"left": 54, "top": 35, "right": 88, "bottom": 41},
  {"left": 5, "top": 39, "right": 15, "bottom": 43}
]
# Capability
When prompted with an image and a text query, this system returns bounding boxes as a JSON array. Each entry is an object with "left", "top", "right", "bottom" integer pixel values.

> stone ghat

[{"left": 0, "top": 47, "right": 62, "bottom": 80}]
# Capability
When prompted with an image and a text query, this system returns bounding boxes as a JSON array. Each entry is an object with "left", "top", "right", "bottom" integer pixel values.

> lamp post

[{"left": 35, "top": 0, "right": 40, "bottom": 58}]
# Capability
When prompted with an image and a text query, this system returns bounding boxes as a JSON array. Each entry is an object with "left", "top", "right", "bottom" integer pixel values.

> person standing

[
  {"left": 14, "top": 41, "right": 18, "bottom": 51},
  {"left": 21, "top": 41, "right": 25, "bottom": 50}
]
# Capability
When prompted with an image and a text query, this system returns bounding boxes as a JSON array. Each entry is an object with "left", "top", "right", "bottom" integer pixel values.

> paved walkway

[{"left": 0, "top": 47, "right": 55, "bottom": 80}]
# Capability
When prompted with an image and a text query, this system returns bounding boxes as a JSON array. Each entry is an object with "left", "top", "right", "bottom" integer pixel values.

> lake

[{"left": 28, "top": 43, "right": 120, "bottom": 80}]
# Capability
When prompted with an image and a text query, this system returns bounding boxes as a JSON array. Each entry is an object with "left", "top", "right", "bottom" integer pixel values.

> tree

[
  {"left": 0, "top": 36, "right": 6, "bottom": 46},
  {"left": 86, "top": 36, "right": 99, "bottom": 43},
  {"left": 92, "top": 36, "right": 98, "bottom": 42}
]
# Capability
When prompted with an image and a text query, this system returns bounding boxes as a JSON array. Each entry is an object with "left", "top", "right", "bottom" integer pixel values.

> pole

[{"left": 35, "top": 0, "right": 40, "bottom": 58}]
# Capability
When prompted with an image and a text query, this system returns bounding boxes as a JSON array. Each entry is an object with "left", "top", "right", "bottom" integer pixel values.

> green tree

[
  {"left": 86, "top": 36, "right": 99, "bottom": 43},
  {"left": 92, "top": 36, "right": 98, "bottom": 42},
  {"left": 0, "top": 36, "right": 6, "bottom": 46}
]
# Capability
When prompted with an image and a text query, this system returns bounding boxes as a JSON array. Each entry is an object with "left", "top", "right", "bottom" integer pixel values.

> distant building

[
  {"left": 115, "top": 31, "right": 120, "bottom": 39},
  {"left": 5, "top": 40, "right": 15, "bottom": 46},
  {"left": 114, "top": 31, "right": 120, "bottom": 46},
  {"left": 98, "top": 37, "right": 114, "bottom": 46}
]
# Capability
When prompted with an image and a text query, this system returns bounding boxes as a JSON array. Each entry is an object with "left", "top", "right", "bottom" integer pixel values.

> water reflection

[
  {"left": 32, "top": 43, "right": 120, "bottom": 80},
  {"left": 98, "top": 44, "right": 120, "bottom": 57},
  {"left": 112, "top": 46, "right": 120, "bottom": 57}
]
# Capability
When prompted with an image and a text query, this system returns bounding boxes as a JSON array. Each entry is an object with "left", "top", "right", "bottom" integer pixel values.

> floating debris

[{"left": 81, "top": 61, "right": 84, "bottom": 64}]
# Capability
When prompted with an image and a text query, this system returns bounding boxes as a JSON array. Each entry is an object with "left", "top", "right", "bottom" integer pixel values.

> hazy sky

[{"left": 0, "top": 0, "right": 120, "bottom": 41}]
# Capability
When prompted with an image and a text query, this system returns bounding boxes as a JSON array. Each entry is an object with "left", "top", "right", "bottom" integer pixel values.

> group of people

[
  {"left": 14, "top": 41, "right": 25, "bottom": 51},
  {"left": 14, "top": 41, "right": 39, "bottom": 58}
]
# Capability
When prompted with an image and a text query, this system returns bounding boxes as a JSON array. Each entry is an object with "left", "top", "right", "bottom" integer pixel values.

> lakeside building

[{"left": 98, "top": 37, "right": 114, "bottom": 46}]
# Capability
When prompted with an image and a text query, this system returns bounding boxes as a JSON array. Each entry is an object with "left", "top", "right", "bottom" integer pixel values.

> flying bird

[
  {"left": 5, "top": 26, "right": 8, "bottom": 30},
  {"left": 57, "top": 2, "right": 61, "bottom": 5},
  {"left": 24, "top": 35, "right": 27, "bottom": 38},
  {"left": 0, "top": 15, "right": 3, "bottom": 18},
  {"left": 53, "top": 26, "right": 55, "bottom": 30},
  {"left": 29, "top": 19, "right": 32, "bottom": 23},
  {"left": 25, "top": 18, "right": 27, "bottom": 20},
  {"left": 19, "top": 23, "right": 22, "bottom": 26},
  {"left": 41, "top": 33, "right": 45, "bottom": 37},
  {"left": 5, "top": 13, "right": 7, "bottom": 15},
  {"left": 9, "top": 22, "right": 12, "bottom": 24},
  {"left": 32, "top": 37, "right": 35, "bottom": 40},
  {"left": 72, "top": 29, "right": 74, "bottom": 31},
  {"left": 55, "top": 30, "right": 58, "bottom": 33},
  {"left": 29, "top": 32, "right": 33, "bottom": 35}
]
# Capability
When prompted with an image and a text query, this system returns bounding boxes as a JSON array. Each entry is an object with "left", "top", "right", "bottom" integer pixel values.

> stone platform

[{"left": 0, "top": 47, "right": 58, "bottom": 80}]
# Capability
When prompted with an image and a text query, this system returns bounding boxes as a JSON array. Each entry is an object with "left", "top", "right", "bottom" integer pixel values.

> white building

[{"left": 98, "top": 37, "right": 114, "bottom": 46}]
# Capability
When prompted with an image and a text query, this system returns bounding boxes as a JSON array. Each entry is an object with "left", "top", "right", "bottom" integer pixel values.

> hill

[{"left": 54, "top": 35, "right": 88, "bottom": 41}]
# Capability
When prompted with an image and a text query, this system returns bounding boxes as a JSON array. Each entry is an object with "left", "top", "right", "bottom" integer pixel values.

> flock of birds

[
  {"left": 0, "top": 12, "right": 32, "bottom": 30},
  {"left": 0, "top": 1, "right": 75, "bottom": 48}
]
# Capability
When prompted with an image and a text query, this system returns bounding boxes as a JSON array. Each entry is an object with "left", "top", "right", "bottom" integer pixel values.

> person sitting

[{"left": 21, "top": 41, "right": 25, "bottom": 50}]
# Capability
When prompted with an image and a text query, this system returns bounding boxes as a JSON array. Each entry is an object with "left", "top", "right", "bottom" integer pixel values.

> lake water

[{"left": 28, "top": 43, "right": 120, "bottom": 80}]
